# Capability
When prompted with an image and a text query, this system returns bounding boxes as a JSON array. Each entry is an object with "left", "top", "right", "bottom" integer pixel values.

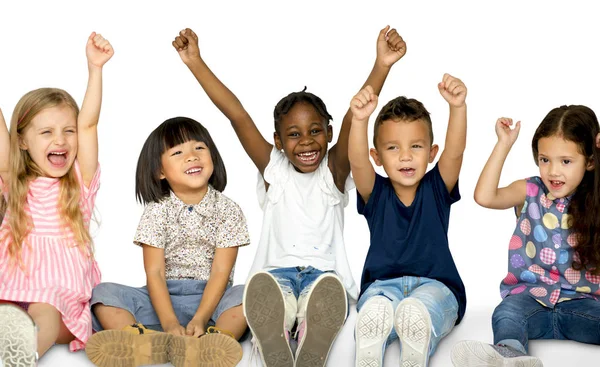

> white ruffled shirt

[{"left": 248, "top": 148, "right": 358, "bottom": 300}]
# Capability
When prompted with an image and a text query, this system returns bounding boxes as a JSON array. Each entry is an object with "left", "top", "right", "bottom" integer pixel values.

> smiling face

[
  {"left": 20, "top": 104, "right": 78, "bottom": 178},
  {"left": 371, "top": 118, "right": 438, "bottom": 191},
  {"left": 160, "top": 139, "right": 214, "bottom": 199},
  {"left": 274, "top": 102, "right": 332, "bottom": 173},
  {"left": 537, "top": 135, "right": 593, "bottom": 198}
]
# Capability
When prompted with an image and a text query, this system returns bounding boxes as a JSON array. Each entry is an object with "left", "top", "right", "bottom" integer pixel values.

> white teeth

[
  {"left": 49, "top": 152, "right": 66, "bottom": 155},
  {"left": 185, "top": 168, "right": 202, "bottom": 174},
  {"left": 298, "top": 151, "right": 316, "bottom": 157}
]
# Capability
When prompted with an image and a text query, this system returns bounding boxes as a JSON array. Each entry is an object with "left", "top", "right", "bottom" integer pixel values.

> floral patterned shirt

[
  {"left": 500, "top": 177, "right": 600, "bottom": 306},
  {"left": 134, "top": 186, "right": 250, "bottom": 284}
]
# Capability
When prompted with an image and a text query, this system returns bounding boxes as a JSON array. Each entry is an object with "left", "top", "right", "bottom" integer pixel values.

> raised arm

[
  {"left": 474, "top": 117, "right": 526, "bottom": 209},
  {"left": 329, "top": 26, "right": 406, "bottom": 189},
  {"left": 78, "top": 32, "right": 113, "bottom": 187},
  {"left": 173, "top": 28, "right": 272, "bottom": 175},
  {"left": 348, "top": 86, "right": 378, "bottom": 202},
  {"left": 0, "top": 108, "right": 8, "bottom": 183},
  {"left": 437, "top": 74, "right": 467, "bottom": 192}
]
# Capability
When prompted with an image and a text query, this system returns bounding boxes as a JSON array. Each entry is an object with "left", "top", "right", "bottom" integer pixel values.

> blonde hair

[{"left": 0, "top": 88, "right": 93, "bottom": 267}]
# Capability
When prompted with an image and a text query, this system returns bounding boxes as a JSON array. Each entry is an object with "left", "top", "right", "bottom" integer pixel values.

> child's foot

[
  {"left": 244, "top": 271, "right": 293, "bottom": 367},
  {"left": 394, "top": 298, "right": 432, "bottom": 367},
  {"left": 0, "top": 304, "right": 37, "bottom": 367},
  {"left": 168, "top": 327, "right": 242, "bottom": 367},
  {"left": 451, "top": 340, "right": 543, "bottom": 367},
  {"left": 355, "top": 296, "right": 394, "bottom": 367},
  {"left": 295, "top": 273, "right": 347, "bottom": 367},
  {"left": 85, "top": 323, "right": 171, "bottom": 367}
]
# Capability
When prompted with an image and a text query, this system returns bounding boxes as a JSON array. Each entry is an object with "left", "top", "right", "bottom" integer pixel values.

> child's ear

[
  {"left": 274, "top": 132, "right": 283, "bottom": 151},
  {"left": 370, "top": 148, "right": 382, "bottom": 166},
  {"left": 19, "top": 136, "right": 28, "bottom": 150},
  {"left": 429, "top": 144, "right": 439, "bottom": 163},
  {"left": 587, "top": 156, "right": 595, "bottom": 171},
  {"left": 327, "top": 125, "right": 333, "bottom": 143}
]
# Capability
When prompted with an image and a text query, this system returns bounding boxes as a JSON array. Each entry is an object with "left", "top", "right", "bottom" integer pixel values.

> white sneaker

[
  {"left": 0, "top": 304, "right": 37, "bottom": 367},
  {"left": 394, "top": 298, "right": 432, "bottom": 367},
  {"left": 355, "top": 296, "right": 394, "bottom": 367},
  {"left": 295, "top": 273, "right": 347, "bottom": 367},
  {"left": 451, "top": 340, "right": 543, "bottom": 367},
  {"left": 243, "top": 271, "right": 294, "bottom": 367}
]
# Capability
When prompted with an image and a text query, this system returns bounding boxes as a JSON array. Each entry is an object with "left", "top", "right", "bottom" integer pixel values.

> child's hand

[
  {"left": 377, "top": 26, "right": 406, "bottom": 68},
  {"left": 163, "top": 321, "right": 186, "bottom": 336},
  {"left": 495, "top": 117, "right": 521, "bottom": 146},
  {"left": 86, "top": 32, "right": 114, "bottom": 69},
  {"left": 350, "top": 85, "right": 378, "bottom": 122},
  {"left": 185, "top": 317, "right": 206, "bottom": 337},
  {"left": 173, "top": 28, "right": 201, "bottom": 65},
  {"left": 438, "top": 73, "right": 467, "bottom": 108}
]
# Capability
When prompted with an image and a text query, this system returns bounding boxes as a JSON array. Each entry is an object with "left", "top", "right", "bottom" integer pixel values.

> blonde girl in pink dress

[{"left": 0, "top": 32, "right": 113, "bottom": 366}]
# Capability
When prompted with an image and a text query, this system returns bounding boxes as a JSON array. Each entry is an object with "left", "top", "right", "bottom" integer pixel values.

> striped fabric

[{"left": 0, "top": 161, "right": 101, "bottom": 351}]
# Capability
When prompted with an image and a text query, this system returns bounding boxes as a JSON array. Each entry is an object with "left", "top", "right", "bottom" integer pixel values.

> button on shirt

[
  {"left": 134, "top": 186, "right": 250, "bottom": 284},
  {"left": 500, "top": 177, "right": 600, "bottom": 306}
]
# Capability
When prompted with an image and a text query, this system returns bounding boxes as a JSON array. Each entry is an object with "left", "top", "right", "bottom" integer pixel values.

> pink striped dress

[{"left": 0, "top": 161, "right": 101, "bottom": 351}]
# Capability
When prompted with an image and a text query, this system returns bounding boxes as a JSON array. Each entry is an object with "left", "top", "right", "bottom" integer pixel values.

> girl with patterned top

[
  {"left": 452, "top": 107, "right": 600, "bottom": 367},
  {"left": 86, "top": 117, "right": 250, "bottom": 367},
  {"left": 172, "top": 26, "right": 405, "bottom": 367},
  {"left": 0, "top": 33, "right": 113, "bottom": 365}
]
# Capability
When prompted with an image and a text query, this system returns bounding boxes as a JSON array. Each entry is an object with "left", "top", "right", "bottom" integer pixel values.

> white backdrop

[{"left": 1, "top": 1, "right": 599, "bottom": 366}]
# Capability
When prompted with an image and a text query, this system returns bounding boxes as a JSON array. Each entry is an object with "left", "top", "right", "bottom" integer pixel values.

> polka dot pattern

[{"left": 499, "top": 177, "right": 600, "bottom": 307}]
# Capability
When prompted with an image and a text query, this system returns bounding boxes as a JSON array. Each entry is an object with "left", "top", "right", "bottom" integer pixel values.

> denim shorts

[{"left": 90, "top": 279, "right": 244, "bottom": 333}]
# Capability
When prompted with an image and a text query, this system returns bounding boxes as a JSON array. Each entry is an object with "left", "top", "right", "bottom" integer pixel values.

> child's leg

[
  {"left": 492, "top": 293, "right": 552, "bottom": 352},
  {"left": 90, "top": 282, "right": 148, "bottom": 331},
  {"left": 555, "top": 298, "right": 600, "bottom": 344},
  {"left": 27, "top": 302, "right": 74, "bottom": 358},
  {"left": 355, "top": 279, "right": 404, "bottom": 367},
  {"left": 243, "top": 270, "right": 297, "bottom": 367},
  {"left": 295, "top": 271, "right": 347, "bottom": 367}
]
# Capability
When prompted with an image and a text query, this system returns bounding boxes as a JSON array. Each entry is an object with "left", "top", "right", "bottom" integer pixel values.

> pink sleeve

[{"left": 73, "top": 160, "right": 101, "bottom": 219}]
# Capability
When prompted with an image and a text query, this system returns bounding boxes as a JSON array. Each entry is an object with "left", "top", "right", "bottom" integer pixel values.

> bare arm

[
  {"left": 330, "top": 26, "right": 406, "bottom": 190},
  {"left": 173, "top": 29, "right": 272, "bottom": 175},
  {"left": 78, "top": 32, "right": 113, "bottom": 186},
  {"left": 474, "top": 118, "right": 526, "bottom": 209},
  {"left": 142, "top": 245, "right": 186, "bottom": 335},
  {"left": 437, "top": 74, "right": 467, "bottom": 192},
  {"left": 185, "top": 247, "right": 239, "bottom": 337},
  {"left": 348, "top": 87, "right": 379, "bottom": 202},
  {"left": 0, "top": 108, "right": 9, "bottom": 183}
]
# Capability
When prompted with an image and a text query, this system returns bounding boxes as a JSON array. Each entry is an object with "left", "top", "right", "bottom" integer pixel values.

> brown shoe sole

[
  {"left": 168, "top": 333, "right": 242, "bottom": 367},
  {"left": 85, "top": 329, "right": 171, "bottom": 367}
]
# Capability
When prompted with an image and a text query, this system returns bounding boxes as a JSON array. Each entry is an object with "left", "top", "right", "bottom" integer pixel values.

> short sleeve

[
  {"left": 429, "top": 163, "right": 460, "bottom": 206},
  {"left": 357, "top": 173, "right": 386, "bottom": 217},
  {"left": 216, "top": 199, "right": 250, "bottom": 249},
  {"left": 133, "top": 201, "right": 167, "bottom": 249},
  {"left": 74, "top": 160, "right": 101, "bottom": 201},
  {"left": 257, "top": 148, "right": 289, "bottom": 208}
]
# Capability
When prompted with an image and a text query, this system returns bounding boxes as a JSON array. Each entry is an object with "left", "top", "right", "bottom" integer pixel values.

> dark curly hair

[{"left": 273, "top": 87, "right": 332, "bottom": 134}]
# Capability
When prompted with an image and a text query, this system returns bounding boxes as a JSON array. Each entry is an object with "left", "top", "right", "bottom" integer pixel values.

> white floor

[{"left": 38, "top": 306, "right": 598, "bottom": 367}]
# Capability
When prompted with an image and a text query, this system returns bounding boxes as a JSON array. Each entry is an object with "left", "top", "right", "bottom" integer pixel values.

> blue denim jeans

[
  {"left": 357, "top": 276, "right": 459, "bottom": 356},
  {"left": 493, "top": 293, "right": 600, "bottom": 353},
  {"left": 90, "top": 280, "right": 244, "bottom": 334},
  {"left": 269, "top": 266, "right": 331, "bottom": 299}
]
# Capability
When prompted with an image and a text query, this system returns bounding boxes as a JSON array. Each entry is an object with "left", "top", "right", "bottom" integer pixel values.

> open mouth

[
  {"left": 549, "top": 180, "right": 564, "bottom": 189},
  {"left": 399, "top": 167, "right": 416, "bottom": 176},
  {"left": 47, "top": 151, "right": 68, "bottom": 168},
  {"left": 296, "top": 150, "right": 320, "bottom": 165},
  {"left": 185, "top": 167, "right": 203, "bottom": 175}
]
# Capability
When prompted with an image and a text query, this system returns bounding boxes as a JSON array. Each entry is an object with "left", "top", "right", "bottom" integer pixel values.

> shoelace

[{"left": 248, "top": 337, "right": 261, "bottom": 367}]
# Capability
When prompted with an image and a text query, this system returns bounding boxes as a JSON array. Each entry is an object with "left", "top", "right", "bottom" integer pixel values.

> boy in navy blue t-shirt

[{"left": 348, "top": 73, "right": 468, "bottom": 367}]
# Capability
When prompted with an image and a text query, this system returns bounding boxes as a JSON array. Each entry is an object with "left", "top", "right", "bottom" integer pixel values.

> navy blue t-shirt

[{"left": 357, "top": 164, "right": 466, "bottom": 324}]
